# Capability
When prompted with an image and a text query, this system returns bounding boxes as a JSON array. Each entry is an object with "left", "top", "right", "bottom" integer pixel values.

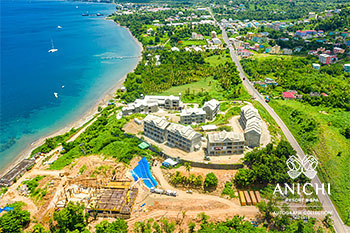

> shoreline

[{"left": 0, "top": 19, "right": 143, "bottom": 177}]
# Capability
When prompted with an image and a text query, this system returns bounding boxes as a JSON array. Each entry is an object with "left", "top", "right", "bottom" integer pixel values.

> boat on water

[
  {"left": 61, "top": 85, "right": 65, "bottom": 89},
  {"left": 96, "top": 13, "right": 103, "bottom": 16},
  {"left": 48, "top": 39, "right": 58, "bottom": 53},
  {"left": 54, "top": 92, "right": 58, "bottom": 98},
  {"left": 82, "top": 12, "right": 89, "bottom": 16},
  {"left": 57, "top": 25, "right": 62, "bottom": 29}
]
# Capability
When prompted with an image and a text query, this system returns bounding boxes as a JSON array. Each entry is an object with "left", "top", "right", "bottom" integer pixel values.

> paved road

[{"left": 208, "top": 8, "right": 349, "bottom": 233}]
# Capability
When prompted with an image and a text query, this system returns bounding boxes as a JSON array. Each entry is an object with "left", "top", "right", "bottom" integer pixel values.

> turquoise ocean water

[{"left": 0, "top": 0, "right": 141, "bottom": 170}]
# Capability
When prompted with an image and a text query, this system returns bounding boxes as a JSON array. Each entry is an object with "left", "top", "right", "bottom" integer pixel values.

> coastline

[{"left": 0, "top": 19, "right": 143, "bottom": 177}]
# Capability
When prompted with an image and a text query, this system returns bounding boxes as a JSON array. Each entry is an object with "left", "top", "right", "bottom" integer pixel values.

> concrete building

[
  {"left": 203, "top": 99, "right": 220, "bottom": 120},
  {"left": 207, "top": 131, "right": 244, "bottom": 156},
  {"left": 143, "top": 115, "right": 202, "bottom": 152},
  {"left": 239, "top": 105, "right": 262, "bottom": 148},
  {"left": 180, "top": 108, "right": 206, "bottom": 125},
  {"left": 122, "top": 94, "right": 182, "bottom": 115},
  {"left": 144, "top": 115, "right": 170, "bottom": 143},
  {"left": 166, "top": 123, "right": 202, "bottom": 152}
]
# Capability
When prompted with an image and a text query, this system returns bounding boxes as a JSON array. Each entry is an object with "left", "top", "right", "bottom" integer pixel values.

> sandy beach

[{"left": 0, "top": 20, "right": 143, "bottom": 178}]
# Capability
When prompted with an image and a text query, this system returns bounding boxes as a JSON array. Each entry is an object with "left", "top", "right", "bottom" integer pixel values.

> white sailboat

[
  {"left": 54, "top": 92, "right": 58, "bottom": 98},
  {"left": 48, "top": 39, "right": 58, "bottom": 53},
  {"left": 57, "top": 25, "right": 62, "bottom": 29}
]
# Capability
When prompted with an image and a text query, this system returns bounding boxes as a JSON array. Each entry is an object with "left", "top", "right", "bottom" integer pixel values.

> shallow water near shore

[{"left": 0, "top": 0, "right": 141, "bottom": 171}]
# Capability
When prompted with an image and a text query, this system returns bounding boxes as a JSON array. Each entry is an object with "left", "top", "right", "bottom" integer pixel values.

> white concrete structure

[
  {"left": 207, "top": 131, "right": 244, "bottom": 156},
  {"left": 144, "top": 115, "right": 170, "bottom": 143},
  {"left": 203, "top": 99, "right": 220, "bottom": 120},
  {"left": 239, "top": 105, "right": 262, "bottom": 148},
  {"left": 180, "top": 108, "right": 206, "bottom": 124},
  {"left": 122, "top": 94, "right": 182, "bottom": 115},
  {"left": 166, "top": 123, "right": 202, "bottom": 152}
]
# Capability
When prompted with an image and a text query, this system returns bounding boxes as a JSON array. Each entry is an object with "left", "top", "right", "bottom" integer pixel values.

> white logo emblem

[{"left": 286, "top": 155, "right": 318, "bottom": 179}]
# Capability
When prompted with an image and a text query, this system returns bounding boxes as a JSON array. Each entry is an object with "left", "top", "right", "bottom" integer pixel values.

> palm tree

[{"left": 184, "top": 162, "right": 192, "bottom": 175}]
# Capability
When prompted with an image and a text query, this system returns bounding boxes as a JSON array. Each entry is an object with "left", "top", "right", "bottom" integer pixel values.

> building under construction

[{"left": 57, "top": 179, "right": 138, "bottom": 219}]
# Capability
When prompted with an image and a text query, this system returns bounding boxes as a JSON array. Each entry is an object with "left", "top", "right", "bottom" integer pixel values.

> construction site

[{"left": 56, "top": 178, "right": 138, "bottom": 219}]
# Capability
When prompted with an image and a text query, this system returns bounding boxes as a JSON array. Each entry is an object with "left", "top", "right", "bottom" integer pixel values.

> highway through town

[{"left": 208, "top": 8, "right": 349, "bottom": 233}]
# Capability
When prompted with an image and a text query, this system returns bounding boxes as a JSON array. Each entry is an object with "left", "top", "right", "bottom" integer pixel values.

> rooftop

[
  {"left": 208, "top": 131, "right": 244, "bottom": 143},
  {"left": 167, "top": 123, "right": 202, "bottom": 140},
  {"left": 144, "top": 115, "right": 170, "bottom": 130}
]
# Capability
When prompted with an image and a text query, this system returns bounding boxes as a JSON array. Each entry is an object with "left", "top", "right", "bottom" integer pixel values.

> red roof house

[{"left": 282, "top": 92, "right": 296, "bottom": 99}]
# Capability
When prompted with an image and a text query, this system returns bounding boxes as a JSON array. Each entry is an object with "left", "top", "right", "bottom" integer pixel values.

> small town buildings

[
  {"left": 203, "top": 99, "right": 220, "bottom": 120},
  {"left": 239, "top": 105, "right": 262, "bottom": 148},
  {"left": 144, "top": 115, "right": 170, "bottom": 143},
  {"left": 211, "top": 31, "right": 217, "bottom": 39},
  {"left": 0, "top": 159, "right": 35, "bottom": 187},
  {"left": 180, "top": 108, "right": 206, "bottom": 125},
  {"left": 312, "top": 63, "right": 321, "bottom": 70},
  {"left": 344, "top": 64, "right": 350, "bottom": 73},
  {"left": 166, "top": 123, "right": 202, "bottom": 152},
  {"left": 282, "top": 91, "right": 296, "bottom": 100},
  {"left": 207, "top": 131, "right": 245, "bottom": 156}
]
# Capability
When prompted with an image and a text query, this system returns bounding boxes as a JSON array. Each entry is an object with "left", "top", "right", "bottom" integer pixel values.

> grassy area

[
  {"left": 269, "top": 99, "right": 350, "bottom": 224},
  {"left": 205, "top": 53, "right": 232, "bottom": 66},
  {"left": 180, "top": 40, "right": 207, "bottom": 46}
]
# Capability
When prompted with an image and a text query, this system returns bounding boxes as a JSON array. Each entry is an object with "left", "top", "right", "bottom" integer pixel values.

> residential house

[
  {"left": 207, "top": 131, "right": 245, "bottom": 156},
  {"left": 144, "top": 115, "right": 170, "bottom": 143},
  {"left": 212, "top": 38, "right": 222, "bottom": 45},
  {"left": 211, "top": 31, "right": 217, "bottom": 39},
  {"left": 166, "top": 123, "right": 202, "bottom": 152},
  {"left": 203, "top": 99, "right": 220, "bottom": 120},
  {"left": 180, "top": 108, "right": 206, "bottom": 124},
  {"left": 282, "top": 90, "right": 297, "bottom": 100}
]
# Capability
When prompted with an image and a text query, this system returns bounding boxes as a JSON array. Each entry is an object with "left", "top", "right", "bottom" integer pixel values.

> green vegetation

[
  {"left": 170, "top": 171, "right": 203, "bottom": 188},
  {"left": 122, "top": 50, "right": 246, "bottom": 103},
  {"left": 0, "top": 187, "right": 7, "bottom": 196},
  {"left": 51, "top": 202, "right": 89, "bottom": 233},
  {"left": 30, "top": 128, "right": 77, "bottom": 156},
  {"left": 22, "top": 175, "right": 47, "bottom": 199},
  {"left": 234, "top": 141, "right": 297, "bottom": 187},
  {"left": 49, "top": 107, "right": 156, "bottom": 170},
  {"left": 204, "top": 172, "right": 218, "bottom": 189},
  {"left": 221, "top": 181, "right": 237, "bottom": 198},
  {"left": 269, "top": 100, "right": 350, "bottom": 223},
  {"left": 95, "top": 219, "right": 128, "bottom": 233},
  {"left": 241, "top": 56, "right": 350, "bottom": 110},
  {"left": 213, "top": 0, "right": 347, "bottom": 21},
  {"left": 0, "top": 202, "right": 30, "bottom": 233},
  {"left": 79, "top": 165, "right": 87, "bottom": 175}
]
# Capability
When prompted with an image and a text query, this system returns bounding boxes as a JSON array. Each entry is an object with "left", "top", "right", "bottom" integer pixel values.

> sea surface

[{"left": 0, "top": 0, "right": 141, "bottom": 171}]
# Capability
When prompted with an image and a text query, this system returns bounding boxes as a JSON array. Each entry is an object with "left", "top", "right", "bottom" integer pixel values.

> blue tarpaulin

[{"left": 131, "top": 157, "right": 157, "bottom": 189}]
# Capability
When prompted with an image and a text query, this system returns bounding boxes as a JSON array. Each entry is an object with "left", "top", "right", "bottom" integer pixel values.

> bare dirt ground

[{"left": 126, "top": 163, "right": 259, "bottom": 230}]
